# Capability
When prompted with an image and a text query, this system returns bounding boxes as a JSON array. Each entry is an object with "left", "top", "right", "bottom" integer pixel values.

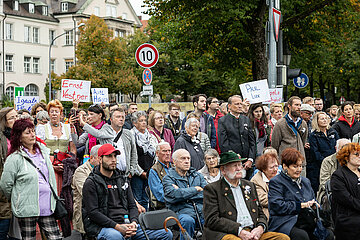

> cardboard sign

[
  {"left": 239, "top": 79, "right": 271, "bottom": 104},
  {"left": 263, "top": 88, "right": 283, "bottom": 104},
  {"left": 15, "top": 96, "right": 39, "bottom": 111},
  {"left": 61, "top": 79, "right": 91, "bottom": 102},
  {"left": 91, "top": 88, "right": 109, "bottom": 104}
]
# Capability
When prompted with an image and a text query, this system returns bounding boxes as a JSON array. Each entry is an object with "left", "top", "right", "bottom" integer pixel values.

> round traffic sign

[
  {"left": 135, "top": 43, "right": 159, "bottom": 68},
  {"left": 293, "top": 73, "right": 309, "bottom": 88},
  {"left": 143, "top": 68, "right": 152, "bottom": 85}
]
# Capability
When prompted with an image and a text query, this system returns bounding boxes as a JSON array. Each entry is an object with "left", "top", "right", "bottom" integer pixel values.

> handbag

[
  {"left": 313, "top": 205, "right": 329, "bottom": 240},
  {"left": 295, "top": 207, "right": 317, "bottom": 232},
  {"left": 24, "top": 156, "right": 68, "bottom": 220}
]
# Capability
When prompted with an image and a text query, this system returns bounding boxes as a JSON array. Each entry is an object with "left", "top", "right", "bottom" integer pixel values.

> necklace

[{"left": 51, "top": 122, "right": 60, "bottom": 127}]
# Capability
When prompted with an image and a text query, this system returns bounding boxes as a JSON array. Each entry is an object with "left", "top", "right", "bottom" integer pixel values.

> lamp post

[
  {"left": 283, "top": 42, "right": 291, "bottom": 101},
  {"left": 48, "top": 23, "right": 85, "bottom": 102}
]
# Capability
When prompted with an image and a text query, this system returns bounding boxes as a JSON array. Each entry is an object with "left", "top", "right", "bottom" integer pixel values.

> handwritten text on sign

[
  {"left": 15, "top": 96, "right": 39, "bottom": 111},
  {"left": 61, "top": 79, "right": 91, "bottom": 102},
  {"left": 91, "top": 88, "right": 109, "bottom": 104},
  {"left": 263, "top": 88, "right": 283, "bottom": 104},
  {"left": 239, "top": 79, "right": 271, "bottom": 104}
]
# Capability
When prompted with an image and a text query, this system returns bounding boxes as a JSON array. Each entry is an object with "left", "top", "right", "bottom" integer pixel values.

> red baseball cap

[{"left": 98, "top": 144, "right": 120, "bottom": 157}]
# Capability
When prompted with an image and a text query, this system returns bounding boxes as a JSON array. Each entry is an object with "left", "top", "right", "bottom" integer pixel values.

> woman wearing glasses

[
  {"left": 251, "top": 152, "right": 280, "bottom": 219},
  {"left": 199, "top": 149, "right": 221, "bottom": 184},
  {"left": 331, "top": 142, "right": 360, "bottom": 240},
  {"left": 148, "top": 110, "right": 175, "bottom": 150},
  {"left": 268, "top": 148, "right": 333, "bottom": 240}
]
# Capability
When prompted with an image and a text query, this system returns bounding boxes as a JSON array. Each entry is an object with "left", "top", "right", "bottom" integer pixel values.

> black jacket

[
  {"left": 332, "top": 116, "right": 360, "bottom": 140},
  {"left": 331, "top": 165, "right": 360, "bottom": 240},
  {"left": 82, "top": 166, "right": 138, "bottom": 237},
  {"left": 218, "top": 114, "right": 256, "bottom": 160},
  {"left": 173, "top": 132, "right": 204, "bottom": 170},
  {"left": 123, "top": 115, "right": 133, "bottom": 130}
]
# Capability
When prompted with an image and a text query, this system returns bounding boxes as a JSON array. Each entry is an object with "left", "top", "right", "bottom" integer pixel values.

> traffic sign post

[
  {"left": 293, "top": 73, "right": 309, "bottom": 88},
  {"left": 143, "top": 68, "right": 152, "bottom": 85},
  {"left": 135, "top": 43, "right": 159, "bottom": 69}
]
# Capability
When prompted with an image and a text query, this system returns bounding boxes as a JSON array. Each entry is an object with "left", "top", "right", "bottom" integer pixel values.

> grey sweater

[{"left": 72, "top": 123, "right": 142, "bottom": 176}]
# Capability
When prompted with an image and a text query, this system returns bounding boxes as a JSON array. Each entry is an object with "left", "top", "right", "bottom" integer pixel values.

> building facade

[{"left": 1, "top": 0, "right": 141, "bottom": 101}]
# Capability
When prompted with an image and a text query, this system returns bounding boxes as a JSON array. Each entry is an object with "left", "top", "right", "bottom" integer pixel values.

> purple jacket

[{"left": 149, "top": 127, "right": 175, "bottom": 150}]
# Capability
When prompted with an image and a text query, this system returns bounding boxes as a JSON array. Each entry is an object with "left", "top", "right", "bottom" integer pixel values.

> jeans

[
  {"left": 178, "top": 214, "right": 204, "bottom": 240},
  {"left": 97, "top": 225, "right": 172, "bottom": 240},
  {"left": 0, "top": 219, "right": 11, "bottom": 239},
  {"left": 131, "top": 176, "right": 149, "bottom": 210}
]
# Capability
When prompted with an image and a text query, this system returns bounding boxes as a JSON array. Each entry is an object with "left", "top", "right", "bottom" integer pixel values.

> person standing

[
  {"left": 332, "top": 101, "right": 360, "bottom": 140},
  {"left": 206, "top": 97, "right": 224, "bottom": 153},
  {"left": 271, "top": 96, "right": 308, "bottom": 168},
  {"left": 218, "top": 95, "right": 256, "bottom": 178},
  {"left": 148, "top": 110, "right": 175, "bottom": 150},
  {"left": 164, "top": 103, "right": 182, "bottom": 140},
  {"left": 314, "top": 98, "right": 324, "bottom": 112},
  {"left": 123, "top": 102, "right": 137, "bottom": 130}
]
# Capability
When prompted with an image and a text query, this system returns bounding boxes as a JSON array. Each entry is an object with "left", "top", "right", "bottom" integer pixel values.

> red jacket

[{"left": 205, "top": 110, "right": 224, "bottom": 153}]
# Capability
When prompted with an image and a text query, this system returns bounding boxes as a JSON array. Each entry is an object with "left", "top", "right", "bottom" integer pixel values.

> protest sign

[
  {"left": 15, "top": 96, "right": 39, "bottom": 111},
  {"left": 91, "top": 88, "right": 109, "bottom": 104},
  {"left": 263, "top": 88, "right": 283, "bottom": 104},
  {"left": 239, "top": 79, "right": 271, "bottom": 104},
  {"left": 61, "top": 79, "right": 91, "bottom": 102}
]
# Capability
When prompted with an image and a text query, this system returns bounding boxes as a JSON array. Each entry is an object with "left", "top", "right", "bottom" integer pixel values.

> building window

[
  {"left": 49, "top": 30, "right": 55, "bottom": 44},
  {"left": 65, "top": 59, "right": 74, "bottom": 72},
  {"left": 5, "top": 55, "right": 13, "bottom": 72},
  {"left": 29, "top": 3, "right": 35, "bottom": 13},
  {"left": 24, "top": 84, "right": 38, "bottom": 96},
  {"left": 33, "top": 27, "right": 39, "bottom": 43},
  {"left": 33, "top": 58, "right": 40, "bottom": 73},
  {"left": 43, "top": 6, "right": 48, "bottom": 15},
  {"left": 114, "top": 29, "right": 126, "bottom": 38},
  {"left": 6, "top": 86, "right": 14, "bottom": 100},
  {"left": 14, "top": 1, "right": 19, "bottom": 11},
  {"left": 122, "top": 13, "right": 127, "bottom": 19},
  {"left": 65, "top": 30, "right": 74, "bottom": 45},
  {"left": 61, "top": 2, "right": 68, "bottom": 12},
  {"left": 51, "top": 59, "right": 56, "bottom": 73},
  {"left": 106, "top": 4, "right": 116, "bottom": 17},
  {"left": 94, "top": 7, "right": 100, "bottom": 16},
  {"left": 24, "top": 26, "right": 31, "bottom": 42},
  {"left": 6, "top": 23, "right": 13, "bottom": 40},
  {"left": 24, "top": 57, "right": 31, "bottom": 73}
]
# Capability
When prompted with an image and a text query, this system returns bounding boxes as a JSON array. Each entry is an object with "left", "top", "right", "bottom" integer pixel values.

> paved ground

[{"left": 64, "top": 230, "right": 82, "bottom": 240}]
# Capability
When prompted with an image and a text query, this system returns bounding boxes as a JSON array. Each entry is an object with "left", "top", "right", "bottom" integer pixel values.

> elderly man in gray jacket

[{"left": 75, "top": 107, "right": 142, "bottom": 177}]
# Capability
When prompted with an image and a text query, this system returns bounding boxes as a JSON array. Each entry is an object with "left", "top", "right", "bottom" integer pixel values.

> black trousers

[{"left": 290, "top": 226, "right": 334, "bottom": 240}]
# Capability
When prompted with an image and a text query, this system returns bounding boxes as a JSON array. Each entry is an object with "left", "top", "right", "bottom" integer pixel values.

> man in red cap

[{"left": 82, "top": 144, "right": 172, "bottom": 240}]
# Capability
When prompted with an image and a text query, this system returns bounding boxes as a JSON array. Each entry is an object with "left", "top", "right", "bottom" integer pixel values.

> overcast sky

[{"left": 129, "top": 0, "right": 150, "bottom": 20}]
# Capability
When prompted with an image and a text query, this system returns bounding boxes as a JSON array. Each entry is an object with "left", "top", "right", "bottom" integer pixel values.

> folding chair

[{"left": 139, "top": 209, "right": 179, "bottom": 240}]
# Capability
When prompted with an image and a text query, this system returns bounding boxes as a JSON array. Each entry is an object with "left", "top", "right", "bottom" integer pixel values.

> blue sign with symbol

[
  {"left": 293, "top": 73, "right": 309, "bottom": 88},
  {"left": 142, "top": 68, "right": 152, "bottom": 85}
]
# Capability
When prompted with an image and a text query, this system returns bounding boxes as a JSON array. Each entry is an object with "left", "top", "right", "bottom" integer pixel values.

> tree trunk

[{"left": 319, "top": 75, "right": 325, "bottom": 100}]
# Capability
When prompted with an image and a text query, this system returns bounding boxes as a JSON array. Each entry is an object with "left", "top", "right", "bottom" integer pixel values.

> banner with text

[
  {"left": 263, "top": 87, "right": 283, "bottom": 104},
  {"left": 239, "top": 79, "right": 271, "bottom": 104},
  {"left": 61, "top": 79, "right": 91, "bottom": 102},
  {"left": 91, "top": 88, "right": 109, "bottom": 104},
  {"left": 15, "top": 96, "right": 39, "bottom": 111}
]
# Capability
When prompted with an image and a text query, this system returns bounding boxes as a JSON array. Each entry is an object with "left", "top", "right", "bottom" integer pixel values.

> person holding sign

[{"left": 36, "top": 100, "right": 77, "bottom": 194}]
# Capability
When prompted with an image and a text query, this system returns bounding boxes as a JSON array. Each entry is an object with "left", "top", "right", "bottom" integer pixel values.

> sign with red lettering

[{"left": 61, "top": 79, "right": 91, "bottom": 102}]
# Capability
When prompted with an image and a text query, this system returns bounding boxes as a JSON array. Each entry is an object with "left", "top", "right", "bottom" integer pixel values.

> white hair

[
  {"left": 185, "top": 117, "right": 199, "bottom": 129},
  {"left": 90, "top": 144, "right": 102, "bottom": 157},
  {"left": 172, "top": 149, "right": 190, "bottom": 161},
  {"left": 156, "top": 141, "right": 171, "bottom": 151},
  {"left": 336, "top": 138, "right": 351, "bottom": 152}
]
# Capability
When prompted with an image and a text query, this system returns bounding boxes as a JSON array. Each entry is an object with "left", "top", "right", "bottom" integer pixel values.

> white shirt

[{"left": 36, "top": 122, "right": 72, "bottom": 141}]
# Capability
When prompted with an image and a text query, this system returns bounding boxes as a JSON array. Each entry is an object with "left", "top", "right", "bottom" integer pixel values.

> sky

[{"left": 129, "top": 0, "right": 150, "bottom": 20}]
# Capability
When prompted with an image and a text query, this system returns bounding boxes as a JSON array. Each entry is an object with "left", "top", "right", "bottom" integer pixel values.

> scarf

[
  {"left": 88, "top": 121, "right": 105, "bottom": 152},
  {"left": 3, "top": 127, "right": 11, "bottom": 140},
  {"left": 132, "top": 127, "right": 155, "bottom": 156},
  {"left": 338, "top": 115, "right": 354, "bottom": 127},
  {"left": 255, "top": 119, "right": 266, "bottom": 138},
  {"left": 285, "top": 114, "right": 302, "bottom": 136}
]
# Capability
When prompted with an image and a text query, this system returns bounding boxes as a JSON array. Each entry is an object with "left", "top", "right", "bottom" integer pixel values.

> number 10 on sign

[{"left": 135, "top": 43, "right": 159, "bottom": 68}]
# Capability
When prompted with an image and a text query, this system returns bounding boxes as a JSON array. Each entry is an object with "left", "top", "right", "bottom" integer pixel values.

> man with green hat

[{"left": 203, "top": 151, "right": 289, "bottom": 240}]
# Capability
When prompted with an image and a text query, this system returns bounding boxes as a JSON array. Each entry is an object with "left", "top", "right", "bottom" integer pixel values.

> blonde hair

[
  {"left": 312, "top": 112, "right": 330, "bottom": 132},
  {"left": 46, "top": 99, "right": 63, "bottom": 113}
]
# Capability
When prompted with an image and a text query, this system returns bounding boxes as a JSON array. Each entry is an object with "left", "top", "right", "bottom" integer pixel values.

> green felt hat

[{"left": 216, "top": 151, "right": 247, "bottom": 168}]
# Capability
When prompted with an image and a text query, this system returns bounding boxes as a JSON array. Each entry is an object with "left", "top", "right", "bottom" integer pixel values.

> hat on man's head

[
  {"left": 98, "top": 144, "right": 120, "bottom": 157},
  {"left": 300, "top": 104, "right": 315, "bottom": 113},
  {"left": 216, "top": 151, "right": 247, "bottom": 168}
]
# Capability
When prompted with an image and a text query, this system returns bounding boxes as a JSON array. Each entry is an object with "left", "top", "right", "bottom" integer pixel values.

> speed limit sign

[{"left": 135, "top": 43, "right": 159, "bottom": 68}]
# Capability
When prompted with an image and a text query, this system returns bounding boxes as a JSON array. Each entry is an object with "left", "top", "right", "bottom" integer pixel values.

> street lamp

[{"left": 48, "top": 23, "right": 85, "bottom": 102}]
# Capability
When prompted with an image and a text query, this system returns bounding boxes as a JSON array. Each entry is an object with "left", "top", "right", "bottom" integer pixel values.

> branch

[{"left": 282, "top": 0, "right": 338, "bottom": 28}]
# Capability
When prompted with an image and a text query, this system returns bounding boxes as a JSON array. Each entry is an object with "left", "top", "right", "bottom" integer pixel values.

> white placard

[
  {"left": 61, "top": 79, "right": 91, "bottom": 102},
  {"left": 91, "top": 88, "right": 109, "bottom": 104},
  {"left": 239, "top": 79, "right": 271, "bottom": 104},
  {"left": 15, "top": 96, "right": 39, "bottom": 111},
  {"left": 263, "top": 88, "right": 283, "bottom": 104}
]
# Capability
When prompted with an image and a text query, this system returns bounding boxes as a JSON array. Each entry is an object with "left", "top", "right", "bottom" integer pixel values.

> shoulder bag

[{"left": 24, "top": 156, "right": 68, "bottom": 220}]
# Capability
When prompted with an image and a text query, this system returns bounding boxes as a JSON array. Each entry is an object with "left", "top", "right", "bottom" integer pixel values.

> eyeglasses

[{"left": 154, "top": 117, "right": 164, "bottom": 120}]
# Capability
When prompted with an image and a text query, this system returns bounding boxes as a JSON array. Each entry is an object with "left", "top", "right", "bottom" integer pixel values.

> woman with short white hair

[
  {"left": 199, "top": 149, "right": 221, "bottom": 183},
  {"left": 173, "top": 117, "right": 204, "bottom": 170}
]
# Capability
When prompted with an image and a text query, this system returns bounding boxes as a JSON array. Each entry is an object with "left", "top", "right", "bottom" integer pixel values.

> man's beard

[
  {"left": 102, "top": 162, "right": 116, "bottom": 171},
  {"left": 226, "top": 170, "right": 242, "bottom": 180},
  {"left": 291, "top": 109, "right": 300, "bottom": 118}
]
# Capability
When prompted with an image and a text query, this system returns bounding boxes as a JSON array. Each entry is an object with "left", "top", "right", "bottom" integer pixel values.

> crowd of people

[{"left": 0, "top": 94, "right": 359, "bottom": 240}]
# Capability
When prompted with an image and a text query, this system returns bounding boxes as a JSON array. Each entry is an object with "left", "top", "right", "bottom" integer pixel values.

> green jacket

[{"left": 0, "top": 144, "right": 57, "bottom": 217}]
